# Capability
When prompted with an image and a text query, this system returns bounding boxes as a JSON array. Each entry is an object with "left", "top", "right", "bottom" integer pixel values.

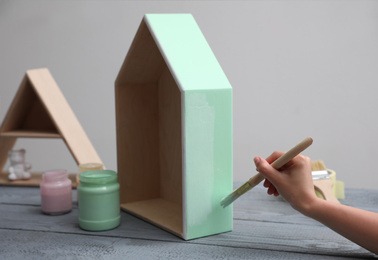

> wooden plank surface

[
  {"left": 0, "top": 130, "right": 61, "bottom": 138},
  {"left": 0, "top": 184, "right": 376, "bottom": 259},
  {"left": 0, "top": 172, "right": 78, "bottom": 187}
]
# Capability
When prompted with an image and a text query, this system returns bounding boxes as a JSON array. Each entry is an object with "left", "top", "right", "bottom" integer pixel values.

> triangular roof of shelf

[
  {"left": 0, "top": 68, "right": 102, "bottom": 171},
  {"left": 115, "top": 14, "right": 232, "bottom": 92}
]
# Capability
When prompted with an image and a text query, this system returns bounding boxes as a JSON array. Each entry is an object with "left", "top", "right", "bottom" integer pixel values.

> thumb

[{"left": 254, "top": 156, "right": 280, "bottom": 184}]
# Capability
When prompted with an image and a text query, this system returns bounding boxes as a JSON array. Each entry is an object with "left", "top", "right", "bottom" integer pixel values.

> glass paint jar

[
  {"left": 76, "top": 162, "right": 104, "bottom": 203},
  {"left": 40, "top": 170, "right": 72, "bottom": 215},
  {"left": 78, "top": 170, "right": 120, "bottom": 231},
  {"left": 77, "top": 162, "right": 104, "bottom": 186}
]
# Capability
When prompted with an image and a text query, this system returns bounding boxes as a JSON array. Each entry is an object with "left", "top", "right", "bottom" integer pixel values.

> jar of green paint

[{"left": 78, "top": 170, "right": 120, "bottom": 231}]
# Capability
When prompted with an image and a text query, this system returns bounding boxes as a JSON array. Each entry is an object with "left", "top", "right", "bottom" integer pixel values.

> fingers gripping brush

[{"left": 220, "top": 137, "right": 313, "bottom": 208}]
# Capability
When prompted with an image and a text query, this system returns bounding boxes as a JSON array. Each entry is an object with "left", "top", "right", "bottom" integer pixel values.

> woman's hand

[
  {"left": 254, "top": 152, "right": 318, "bottom": 214},
  {"left": 254, "top": 152, "right": 378, "bottom": 254}
]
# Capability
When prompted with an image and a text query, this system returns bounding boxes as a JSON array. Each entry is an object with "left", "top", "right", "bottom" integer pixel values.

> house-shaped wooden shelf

[
  {"left": 0, "top": 68, "right": 103, "bottom": 187},
  {"left": 115, "top": 14, "right": 233, "bottom": 240}
]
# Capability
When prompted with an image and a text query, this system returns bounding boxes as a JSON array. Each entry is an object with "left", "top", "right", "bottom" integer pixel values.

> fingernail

[{"left": 254, "top": 156, "right": 261, "bottom": 165}]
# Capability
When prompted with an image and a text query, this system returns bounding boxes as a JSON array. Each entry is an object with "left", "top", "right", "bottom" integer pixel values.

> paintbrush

[{"left": 220, "top": 137, "right": 313, "bottom": 208}]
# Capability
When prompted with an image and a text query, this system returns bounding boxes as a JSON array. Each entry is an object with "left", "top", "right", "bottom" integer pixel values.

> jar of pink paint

[{"left": 40, "top": 170, "right": 72, "bottom": 215}]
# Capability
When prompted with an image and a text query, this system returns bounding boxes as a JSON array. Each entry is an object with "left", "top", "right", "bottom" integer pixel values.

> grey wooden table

[{"left": 1, "top": 183, "right": 377, "bottom": 259}]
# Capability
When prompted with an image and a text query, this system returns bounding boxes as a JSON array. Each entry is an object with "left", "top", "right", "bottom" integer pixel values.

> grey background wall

[{"left": 1, "top": 1, "right": 377, "bottom": 189}]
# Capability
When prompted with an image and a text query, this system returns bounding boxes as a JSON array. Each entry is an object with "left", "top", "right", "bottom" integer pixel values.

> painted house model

[{"left": 115, "top": 14, "right": 233, "bottom": 240}]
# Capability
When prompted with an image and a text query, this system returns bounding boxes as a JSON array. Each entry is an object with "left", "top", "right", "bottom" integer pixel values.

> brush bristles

[
  {"left": 220, "top": 182, "right": 253, "bottom": 208},
  {"left": 311, "top": 160, "right": 327, "bottom": 171}
]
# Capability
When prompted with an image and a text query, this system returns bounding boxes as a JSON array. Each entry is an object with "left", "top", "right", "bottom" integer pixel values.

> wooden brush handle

[{"left": 248, "top": 137, "right": 313, "bottom": 187}]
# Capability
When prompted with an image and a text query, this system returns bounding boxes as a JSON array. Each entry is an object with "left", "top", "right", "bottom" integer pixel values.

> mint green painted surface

[
  {"left": 184, "top": 89, "right": 233, "bottom": 239},
  {"left": 78, "top": 170, "right": 121, "bottom": 231},
  {"left": 145, "top": 14, "right": 233, "bottom": 240},
  {"left": 145, "top": 14, "right": 231, "bottom": 91}
]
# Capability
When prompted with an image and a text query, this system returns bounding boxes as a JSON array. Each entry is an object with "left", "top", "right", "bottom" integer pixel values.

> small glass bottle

[
  {"left": 40, "top": 170, "right": 72, "bottom": 215},
  {"left": 7, "top": 149, "right": 31, "bottom": 180},
  {"left": 78, "top": 170, "right": 120, "bottom": 231}
]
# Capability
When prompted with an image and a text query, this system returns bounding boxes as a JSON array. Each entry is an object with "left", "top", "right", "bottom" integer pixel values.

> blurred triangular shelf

[{"left": 0, "top": 68, "right": 103, "bottom": 187}]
